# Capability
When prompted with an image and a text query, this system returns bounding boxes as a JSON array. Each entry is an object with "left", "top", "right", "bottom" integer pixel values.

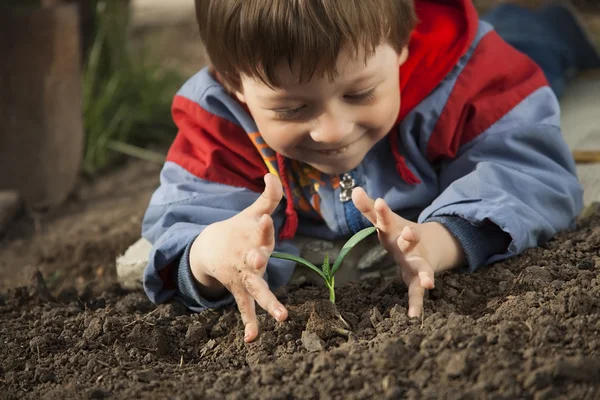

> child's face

[{"left": 235, "top": 43, "right": 408, "bottom": 175}]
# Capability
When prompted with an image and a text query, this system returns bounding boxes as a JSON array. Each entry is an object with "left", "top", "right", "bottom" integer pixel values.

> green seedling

[{"left": 271, "top": 226, "right": 377, "bottom": 304}]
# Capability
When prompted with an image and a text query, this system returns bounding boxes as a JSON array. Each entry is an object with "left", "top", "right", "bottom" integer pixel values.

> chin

[{"left": 308, "top": 159, "right": 362, "bottom": 176}]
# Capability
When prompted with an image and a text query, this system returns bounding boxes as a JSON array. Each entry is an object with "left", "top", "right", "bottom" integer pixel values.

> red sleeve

[
  {"left": 426, "top": 30, "right": 549, "bottom": 162},
  {"left": 166, "top": 95, "right": 268, "bottom": 193}
]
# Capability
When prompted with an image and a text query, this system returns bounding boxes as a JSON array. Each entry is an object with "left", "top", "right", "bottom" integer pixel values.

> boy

[{"left": 142, "top": 0, "right": 599, "bottom": 343}]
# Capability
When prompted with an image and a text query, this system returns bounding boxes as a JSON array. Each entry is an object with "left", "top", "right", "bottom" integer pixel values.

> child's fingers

[
  {"left": 402, "top": 225, "right": 421, "bottom": 242},
  {"left": 240, "top": 268, "right": 288, "bottom": 323},
  {"left": 397, "top": 226, "right": 420, "bottom": 253},
  {"left": 374, "top": 198, "right": 396, "bottom": 233},
  {"left": 406, "top": 274, "right": 425, "bottom": 318},
  {"left": 245, "top": 247, "right": 269, "bottom": 272},
  {"left": 351, "top": 187, "right": 377, "bottom": 225},
  {"left": 245, "top": 174, "right": 283, "bottom": 217},
  {"left": 419, "top": 270, "right": 435, "bottom": 289},
  {"left": 231, "top": 287, "right": 259, "bottom": 343},
  {"left": 403, "top": 253, "right": 435, "bottom": 289}
]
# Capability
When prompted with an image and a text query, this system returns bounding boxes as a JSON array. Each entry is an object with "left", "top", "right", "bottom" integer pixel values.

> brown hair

[{"left": 195, "top": 0, "right": 417, "bottom": 90}]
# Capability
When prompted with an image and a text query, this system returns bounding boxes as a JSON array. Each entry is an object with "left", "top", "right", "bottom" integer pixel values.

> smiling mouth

[
  {"left": 307, "top": 136, "right": 362, "bottom": 155},
  {"left": 315, "top": 144, "right": 352, "bottom": 155}
]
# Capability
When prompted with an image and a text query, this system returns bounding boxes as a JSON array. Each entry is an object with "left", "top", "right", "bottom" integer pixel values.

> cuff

[
  {"left": 425, "top": 215, "right": 511, "bottom": 272},
  {"left": 174, "top": 238, "right": 234, "bottom": 312}
]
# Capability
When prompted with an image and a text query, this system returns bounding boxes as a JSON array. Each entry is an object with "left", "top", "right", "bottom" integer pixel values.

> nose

[{"left": 309, "top": 109, "right": 354, "bottom": 144}]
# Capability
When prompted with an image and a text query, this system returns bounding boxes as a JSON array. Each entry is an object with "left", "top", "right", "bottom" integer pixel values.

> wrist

[
  {"left": 189, "top": 233, "right": 228, "bottom": 299},
  {"left": 420, "top": 221, "right": 466, "bottom": 272}
]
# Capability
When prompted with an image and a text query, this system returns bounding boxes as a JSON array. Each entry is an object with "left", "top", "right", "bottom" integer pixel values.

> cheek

[
  {"left": 252, "top": 116, "right": 304, "bottom": 153},
  {"left": 361, "top": 91, "right": 400, "bottom": 130}
]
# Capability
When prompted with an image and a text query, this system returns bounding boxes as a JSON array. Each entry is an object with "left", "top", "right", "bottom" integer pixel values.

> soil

[
  {"left": 1, "top": 1, "right": 600, "bottom": 399},
  {"left": 1, "top": 159, "right": 600, "bottom": 399}
]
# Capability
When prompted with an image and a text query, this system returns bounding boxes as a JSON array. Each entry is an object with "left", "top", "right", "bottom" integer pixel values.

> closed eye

[
  {"left": 273, "top": 105, "right": 306, "bottom": 120},
  {"left": 344, "top": 88, "right": 376, "bottom": 102}
]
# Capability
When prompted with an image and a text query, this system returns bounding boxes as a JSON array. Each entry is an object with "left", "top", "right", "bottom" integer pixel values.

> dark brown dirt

[
  {"left": 1, "top": 2, "right": 599, "bottom": 399},
  {"left": 2, "top": 200, "right": 600, "bottom": 399},
  {"left": 0, "top": 160, "right": 161, "bottom": 295}
]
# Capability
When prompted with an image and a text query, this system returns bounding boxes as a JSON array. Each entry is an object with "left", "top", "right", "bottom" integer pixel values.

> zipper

[
  {"left": 339, "top": 173, "right": 356, "bottom": 202},
  {"left": 340, "top": 171, "right": 364, "bottom": 233}
]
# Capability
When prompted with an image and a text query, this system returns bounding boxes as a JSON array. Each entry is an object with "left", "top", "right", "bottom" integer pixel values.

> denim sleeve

[
  {"left": 173, "top": 238, "right": 235, "bottom": 312},
  {"left": 425, "top": 215, "right": 512, "bottom": 272}
]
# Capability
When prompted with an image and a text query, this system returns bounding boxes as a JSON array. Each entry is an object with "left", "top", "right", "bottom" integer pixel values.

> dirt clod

[{"left": 301, "top": 330, "right": 324, "bottom": 352}]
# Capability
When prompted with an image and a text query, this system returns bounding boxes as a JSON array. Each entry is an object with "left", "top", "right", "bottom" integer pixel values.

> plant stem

[
  {"left": 329, "top": 286, "right": 335, "bottom": 304},
  {"left": 328, "top": 276, "right": 335, "bottom": 304},
  {"left": 107, "top": 140, "right": 166, "bottom": 164}
]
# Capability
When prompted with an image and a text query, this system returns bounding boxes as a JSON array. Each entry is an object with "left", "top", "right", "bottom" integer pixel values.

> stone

[
  {"left": 438, "top": 350, "right": 470, "bottom": 378},
  {"left": 0, "top": 191, "right": 21, "bottom": 234},
  {"left": 301, "top": 330, "right": 325, "bottom": 352},
  {"left": 576, "top": 259, "right": 595, "bottom": 270},
  {"left": 83, "top": 318, "right": 104, "bottom": 341}
]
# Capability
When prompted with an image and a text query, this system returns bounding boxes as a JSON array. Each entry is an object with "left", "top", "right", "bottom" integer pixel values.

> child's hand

[
  {"left": 352, "top": 187, "right": 465, "bottom": 318},
  {"left": 189, "top": 173, "right": 288, "bottom": 343}
]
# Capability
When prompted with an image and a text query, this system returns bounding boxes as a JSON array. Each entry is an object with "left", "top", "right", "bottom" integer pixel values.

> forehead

[{"left": 244, "top": 43, "right": 396, "bottom": 93}]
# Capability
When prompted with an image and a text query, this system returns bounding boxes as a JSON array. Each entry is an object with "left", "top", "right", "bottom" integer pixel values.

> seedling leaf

[
  {"left": 270, "top": 252, "right": 326, "bottom": 281},
  {"left": 322, "top": 253, "right": 331, "bottom": 281},
  {"left": 331, "top": 226, "right": 377, "bottom": 276}
]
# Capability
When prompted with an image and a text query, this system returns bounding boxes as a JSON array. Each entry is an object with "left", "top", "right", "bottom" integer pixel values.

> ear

[
  {"left": 234, "top": 89, "right": 246, "bottom": 104},
  {"left": 398, "top": 46, "right": 409, "bottom": 66}
]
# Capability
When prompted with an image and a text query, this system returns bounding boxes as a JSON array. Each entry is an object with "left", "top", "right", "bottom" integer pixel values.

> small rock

[
  {"left": 523, "top": 266, "right": 553, "bottom": 283},
  {"left": 498, "top": 281, "right": 508, "bottom": 292},
  {"left": 440, "top": 350, "right": 469, "bottom": 378},
  {"left": 576, "top": 259, "right": 594, "bottom": 270},
  {"left": 301, "top": 330, "right": 324, "bottom": 352},
  {"left": 83, "top": 318, "right": 104, "bottom": 340},
  {"left": 0, "top": 190, "right": 21, "bottom": 234}
]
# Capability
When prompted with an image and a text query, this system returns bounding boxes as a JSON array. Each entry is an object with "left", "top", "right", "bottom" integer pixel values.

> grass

[{"left": 82, "top": 0, "right": 183, "bottom": 174}]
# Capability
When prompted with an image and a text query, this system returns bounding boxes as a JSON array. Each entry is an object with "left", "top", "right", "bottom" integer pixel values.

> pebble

[{"left": 301, "top": 330, "right": 324, "bottom": 352}]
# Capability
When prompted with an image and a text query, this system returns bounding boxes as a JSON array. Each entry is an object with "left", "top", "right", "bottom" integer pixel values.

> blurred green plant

[{"left": 83, "top": 0, "right": 182, "bottom": 174}]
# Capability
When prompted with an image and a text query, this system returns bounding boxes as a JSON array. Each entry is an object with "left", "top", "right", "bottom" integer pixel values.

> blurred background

[{"left": 0, "top": 0, "right": 598, "bottom": 294}]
